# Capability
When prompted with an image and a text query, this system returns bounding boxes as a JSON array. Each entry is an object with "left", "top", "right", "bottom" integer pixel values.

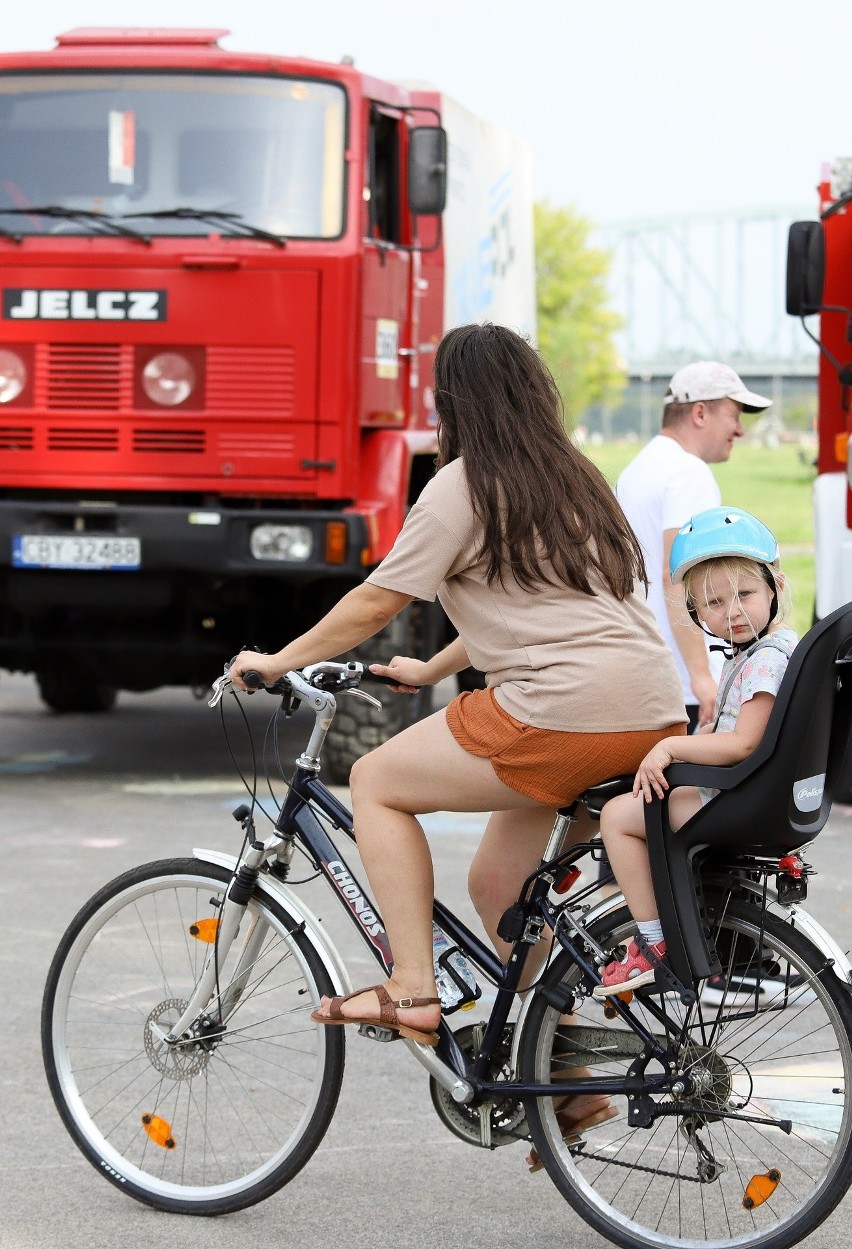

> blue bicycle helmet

[
  {"left": 670, "top": 507, "right": 779, "bottom": 584},
  {"left": 669, "top": 507, "right": 780, "bottom": 643}
]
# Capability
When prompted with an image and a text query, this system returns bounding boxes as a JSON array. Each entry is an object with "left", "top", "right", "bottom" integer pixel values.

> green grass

[{"left": 583, "top": 441, "right": 816, "bottom": 640}]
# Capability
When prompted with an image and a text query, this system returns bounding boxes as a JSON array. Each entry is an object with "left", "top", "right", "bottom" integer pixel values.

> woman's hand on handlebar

[
  {"left": 227, "top": 650, "right": 284, "bottom": 692},
  {"left": 369, "top": 655, "right": 431, "bottom": 694}
]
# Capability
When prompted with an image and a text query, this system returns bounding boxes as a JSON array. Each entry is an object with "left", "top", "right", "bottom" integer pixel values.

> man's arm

[{"left": 662, "top": 526, "right": 717, "bottom": 725}]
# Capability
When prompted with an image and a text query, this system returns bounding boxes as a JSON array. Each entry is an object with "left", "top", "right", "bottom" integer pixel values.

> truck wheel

[
  {"left": 323, "top": 603, "right": 437, "bottom": 784},
  {"left": 36, "top": 669, "right": 117, "bottom": 714}
]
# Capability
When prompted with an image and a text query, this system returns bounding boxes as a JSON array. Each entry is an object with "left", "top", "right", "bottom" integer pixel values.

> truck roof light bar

[{"left": 55, "top": 28, "right": 230, "bottom": 48}]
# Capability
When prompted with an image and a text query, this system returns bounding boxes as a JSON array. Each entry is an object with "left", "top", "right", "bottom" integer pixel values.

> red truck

[
  {"left": 0, "top": 27, "right": 534, "bottom": 777},
  {"left": 787, "top": 161, "right": 852, "bottom": 622}
]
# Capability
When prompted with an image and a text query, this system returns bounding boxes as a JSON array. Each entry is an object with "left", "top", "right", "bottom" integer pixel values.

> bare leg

[
  {"left": 600, "top": 789, "right": 702, "bottom": 922},
  {"left": 314, "top": 707, "right": 546, "bottom": 1033},
  {"left": 469, "top": 806, "right": 601, "bottom": 986}
]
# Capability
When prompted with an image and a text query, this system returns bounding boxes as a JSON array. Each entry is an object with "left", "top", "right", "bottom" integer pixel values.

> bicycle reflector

[
  {"left": 142, "top": 1113, "right": 176, "bottom": 1150},
  {"left": 189, "top": 918, "right": 219, "bottom": 942},
  {"left": 743, "top": 1169, "right": 781, "bottom": 1209},
  {"left": 553, "top": 866, "right": 581, "bottom": 895}
]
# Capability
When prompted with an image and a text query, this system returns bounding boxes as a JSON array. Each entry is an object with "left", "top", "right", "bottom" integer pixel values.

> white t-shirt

[{"left": 616, "top": 435, "right": 721, "bottom": 707}]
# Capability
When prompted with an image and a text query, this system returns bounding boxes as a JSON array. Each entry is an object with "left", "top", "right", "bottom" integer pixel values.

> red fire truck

[
  {"left": 0, "top": 27, "right": 534, "bottom": 776},
  {"left": 787, "top": 161, "right": 852, "bottom": 622}
]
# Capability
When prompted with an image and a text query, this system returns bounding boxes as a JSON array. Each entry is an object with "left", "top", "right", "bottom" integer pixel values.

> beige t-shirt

[{"left": 366, "top": 459, "right": 684, "bottom": 734}]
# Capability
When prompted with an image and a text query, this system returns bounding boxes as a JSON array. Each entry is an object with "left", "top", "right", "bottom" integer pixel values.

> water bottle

[{"left": 432, "top": 923, "right": 481, "bottom": 1014}]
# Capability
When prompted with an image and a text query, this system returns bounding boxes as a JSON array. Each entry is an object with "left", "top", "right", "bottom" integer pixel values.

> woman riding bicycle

[{"left": 228, "top": 322, "right": 685, "bottom": 1052}]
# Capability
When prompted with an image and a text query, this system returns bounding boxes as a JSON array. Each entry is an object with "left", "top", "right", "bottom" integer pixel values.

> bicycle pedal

[{"left": 357, "top": 1023, "right": 400, "bottom": 1043}]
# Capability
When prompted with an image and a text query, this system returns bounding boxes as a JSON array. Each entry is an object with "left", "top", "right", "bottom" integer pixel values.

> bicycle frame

[
  {"left": 183, "top": 758, "right": 676, "bottom": 1109},
  {"left": 191, "top": 665, "right": 839, "bottom": 1120}
]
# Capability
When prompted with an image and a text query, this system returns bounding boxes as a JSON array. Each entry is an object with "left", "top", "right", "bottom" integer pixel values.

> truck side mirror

[
  {"left": 407, "top": 126, "right": 447, "bottom": 216},
  {"left": 786, "top": 220, "right": 825, "bottom": 316}
]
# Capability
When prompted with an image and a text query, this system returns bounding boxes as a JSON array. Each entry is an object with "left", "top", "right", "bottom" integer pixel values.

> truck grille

[
  {"left": 5, "top": 343, "right": 309, "bottom": 481},
  {"left": 132, "top": 429, "right": 205, "bottom": 453},
  {"left": 0, "top": 426, "right": 34, "bottom": 451},
  {"left": 37, "top": 343, "right": 297, "bottom": 416},
  {"left": 47, "top": 426, "right": 120, "bottom": 452},
  {"left": 45, "top": 344, "right": 124, "bottom": 410}
]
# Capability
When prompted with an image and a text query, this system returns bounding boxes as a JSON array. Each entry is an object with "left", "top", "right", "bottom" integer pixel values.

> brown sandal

[
  {"left": 527, "top": 1093, "right": 618, "bottom": 1173},
  {"left": 310, "top": 984, "right": 441, "bottom": 1046}
]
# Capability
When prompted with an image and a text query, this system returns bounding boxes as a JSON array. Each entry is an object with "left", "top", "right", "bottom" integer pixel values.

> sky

[{"left": 1, "top": 0, "right": 849, "bottom": 227}]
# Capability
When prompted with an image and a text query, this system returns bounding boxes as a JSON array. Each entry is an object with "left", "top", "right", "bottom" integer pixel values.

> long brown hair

[{"left": 433, "top": 323, "right": 647, "bottom": 597}]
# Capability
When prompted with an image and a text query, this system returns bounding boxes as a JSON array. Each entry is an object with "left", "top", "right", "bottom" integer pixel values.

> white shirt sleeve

[{"left": 660, "top": 462, "right": 721, "bottom": 533}]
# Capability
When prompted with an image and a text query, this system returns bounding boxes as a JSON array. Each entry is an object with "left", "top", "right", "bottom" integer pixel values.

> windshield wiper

[
  {"left": 0, "top": 205, "right": 151, "bottom": 244},
  {"left": 123, "top": 207, "right": 287, "bottom": 248}
]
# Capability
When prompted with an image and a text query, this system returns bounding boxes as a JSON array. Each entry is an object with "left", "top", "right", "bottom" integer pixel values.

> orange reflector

[
  {"left": 743, "top": 1169, "right": 780, "bottom": 1209},
  {"left": 836, "top": 432, "right": 849, "bottom": 465},
  {"left": 142, "top": 1113, "right": 176, "bottom": 1149},
  {"left": 189, "top": 917, "right": 219, "bottom": 943},
  {"left": 603, "top": 989, "right": 633, "bottom": 1018},
  {"left": 325, "top": 521, "right": 348, "bottom": 565}
]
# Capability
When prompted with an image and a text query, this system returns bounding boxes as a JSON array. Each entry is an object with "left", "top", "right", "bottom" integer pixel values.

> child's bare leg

[
  {"left": 600, "top": 788, "right": 703, "bottom": 921},
  {"left": 599, "top": 792, "right": 656, "bottom": 920}
]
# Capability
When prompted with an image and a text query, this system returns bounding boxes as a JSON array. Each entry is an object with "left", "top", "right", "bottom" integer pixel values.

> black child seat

[{"left": 643, "top": 601, "right": 852, "bottom": 988}]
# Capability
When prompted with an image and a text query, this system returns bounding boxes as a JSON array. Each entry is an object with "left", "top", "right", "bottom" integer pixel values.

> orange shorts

[{"left": 446, "top": 687, "right": 686, "bottom": 808}]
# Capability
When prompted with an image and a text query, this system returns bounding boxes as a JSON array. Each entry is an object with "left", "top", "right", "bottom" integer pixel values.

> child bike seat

[{"left": 644, "top": 601, "right": 852, "bottom": 985}]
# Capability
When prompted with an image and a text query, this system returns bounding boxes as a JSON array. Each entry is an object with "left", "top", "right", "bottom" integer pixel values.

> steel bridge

[{"left": 589, "top": 207, "right": 819, "bottom": 438}]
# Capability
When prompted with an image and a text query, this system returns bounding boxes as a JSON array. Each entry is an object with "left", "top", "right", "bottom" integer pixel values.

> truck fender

[
  {"left": 192, "top": 847, "right": 353, "bottom": 997},
  {"left": 510, "top": 885, "right": 852, "bottom": 1074}
]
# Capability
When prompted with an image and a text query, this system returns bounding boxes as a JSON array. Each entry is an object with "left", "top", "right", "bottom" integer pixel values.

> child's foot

[{"left": 593, "top": 937, "right": 667, "bottom": 997}]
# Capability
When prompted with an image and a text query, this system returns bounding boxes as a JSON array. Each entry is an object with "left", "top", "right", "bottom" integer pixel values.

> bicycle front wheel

[
  {"left": 42, "top": 858, "right": 345, "bottom": 1214},
  {"left": 519, "top": 900, "right": 852, "bottom": 1249}
]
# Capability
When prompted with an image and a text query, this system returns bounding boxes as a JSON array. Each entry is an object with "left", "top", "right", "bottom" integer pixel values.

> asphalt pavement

[{"left": 3, "top": 669, "right": 852, "bottom": 1249}]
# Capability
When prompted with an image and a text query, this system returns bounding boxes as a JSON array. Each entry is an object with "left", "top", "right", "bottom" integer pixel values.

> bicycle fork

[{"left": 158, "top": 836, "right": 276, "bottom": 1046}]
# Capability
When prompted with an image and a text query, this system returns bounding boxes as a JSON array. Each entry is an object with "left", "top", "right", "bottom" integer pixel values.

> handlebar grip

[
  {"left": 242, "top": 670, "right": 265, "bottom": 690},
  {"left": 364, "top": 669, "right": 421, "bottom": 691}
]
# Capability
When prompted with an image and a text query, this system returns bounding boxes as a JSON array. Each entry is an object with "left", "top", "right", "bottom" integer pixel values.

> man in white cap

[{"left": 616, "top": 361, "right": 772, "bottom": 729}]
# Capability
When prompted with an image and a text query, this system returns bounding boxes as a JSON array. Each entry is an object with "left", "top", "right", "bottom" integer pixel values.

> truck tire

[
  {"left": 323, "top": 603, "right": 437, "bottom": 784},
  {"left": 36, "top": 668, "right": 117, "bottom": 714}
]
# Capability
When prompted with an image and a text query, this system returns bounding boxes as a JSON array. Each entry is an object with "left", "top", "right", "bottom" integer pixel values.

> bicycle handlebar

[{"left": 233, "top": 662, "right": 420, "bottom": 695}]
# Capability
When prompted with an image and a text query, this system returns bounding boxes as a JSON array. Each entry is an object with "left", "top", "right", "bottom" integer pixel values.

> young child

[{"left": 594, "top": 506, "right": 796, "bottom": 995}]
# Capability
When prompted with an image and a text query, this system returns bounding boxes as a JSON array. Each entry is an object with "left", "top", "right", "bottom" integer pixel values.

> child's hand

[{"left": 633, "top": 741, "right": 675, "bottom": 802}]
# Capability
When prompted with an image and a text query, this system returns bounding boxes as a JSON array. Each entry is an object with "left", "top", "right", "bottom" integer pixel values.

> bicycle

[{"left": 41, "top": 605, "right": 852, "bottom": 1249}]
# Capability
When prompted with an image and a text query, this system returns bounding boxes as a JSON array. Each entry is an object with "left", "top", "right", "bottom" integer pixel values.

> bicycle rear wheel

[
  {"left": 42, "top": 858, "right": 345, "bottom": 1214},
  {"left": 519, "top": 899, "right": 852, "bottom": 1249}
]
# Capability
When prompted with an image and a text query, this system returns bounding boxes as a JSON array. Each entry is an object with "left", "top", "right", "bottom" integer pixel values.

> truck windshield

[{"left": 0, "top": 71, "right": 347, "bottom": 238}]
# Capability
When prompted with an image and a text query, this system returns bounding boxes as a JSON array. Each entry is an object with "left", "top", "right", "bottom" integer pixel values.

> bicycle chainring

[{"left": 429, "top": 1023, "right": 528, "bottom": 1148}]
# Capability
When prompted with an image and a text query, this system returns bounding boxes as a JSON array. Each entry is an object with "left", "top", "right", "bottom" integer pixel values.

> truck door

[{"left": 360, "top": 107, "right": 411, "bottom": 427}]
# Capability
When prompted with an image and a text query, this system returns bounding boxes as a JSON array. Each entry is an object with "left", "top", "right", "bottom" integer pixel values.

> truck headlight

[
  {"left": 0, "top": 349, "right": 27, "bottom": 403},
  {"left": 142, "top": 352, "right": 196, "bottom": 406},
  {"left": 250, "top": 524, "right": 313, "bottom": 561}
]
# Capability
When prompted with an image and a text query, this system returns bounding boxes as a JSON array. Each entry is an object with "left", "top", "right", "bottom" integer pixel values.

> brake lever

[
  {"left": 208, "top": 672, "right": 231, "bottom": 708},
  {"left": 342, "top": 687, "right": 383, "bottom": 710}
]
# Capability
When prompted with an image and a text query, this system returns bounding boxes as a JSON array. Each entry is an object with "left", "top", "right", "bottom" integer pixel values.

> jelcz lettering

[{"left": 3, "top": 288, "right": 167, "bottom": 321}]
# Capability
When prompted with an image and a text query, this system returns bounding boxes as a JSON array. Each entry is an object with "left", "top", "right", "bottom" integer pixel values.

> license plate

[{"left": 12, "top": 534, "right": 141, "bottom": 570}]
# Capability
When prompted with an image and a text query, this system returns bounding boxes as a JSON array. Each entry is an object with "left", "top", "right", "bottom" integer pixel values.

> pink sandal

[{"left": 593, "top": 937, "right": 667, "bottom": 998}]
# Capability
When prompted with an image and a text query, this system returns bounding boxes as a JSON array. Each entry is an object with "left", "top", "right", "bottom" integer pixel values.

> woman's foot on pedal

[
  {"left": 593, "top": 937, "right": 667, "bottom": 997},
  {"left": 311, "top": 980, "right": 442, "bottom": 1044}
]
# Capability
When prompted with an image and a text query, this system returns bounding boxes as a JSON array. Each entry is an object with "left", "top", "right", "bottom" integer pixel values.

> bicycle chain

[{"left": 573, "top": 1144, "right": 702, "bottom": 1183}]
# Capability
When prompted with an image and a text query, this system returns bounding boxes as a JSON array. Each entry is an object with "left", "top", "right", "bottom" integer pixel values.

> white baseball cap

[{"left": 663, "top": 362, "right": 772, "bottom": 413}]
